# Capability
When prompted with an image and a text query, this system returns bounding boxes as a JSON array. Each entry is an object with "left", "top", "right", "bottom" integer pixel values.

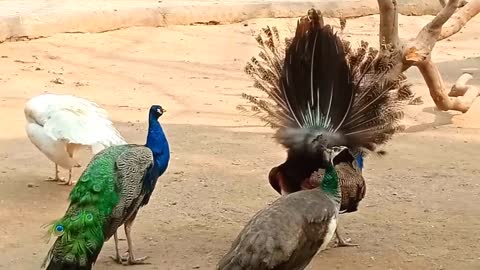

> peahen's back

[
  {"left": 43, "top": 144, "right": 154, "bottom": 270},
  {"left": 218, "top": 188, "right": 338, "bottom": 270}
]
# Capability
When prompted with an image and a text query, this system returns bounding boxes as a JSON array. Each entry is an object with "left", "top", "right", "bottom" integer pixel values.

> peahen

[
  {"left": 240, "top": 9, "right": 412, "bottom": 246},
  {"left": 24, "top": 93, "right": 127, "bottom": 185},
  {"left": 41, "top": 105, "right": 170, "bottom": 269},
  {"left": 217, "top": 146, "right": 349, "bottom": 270}
]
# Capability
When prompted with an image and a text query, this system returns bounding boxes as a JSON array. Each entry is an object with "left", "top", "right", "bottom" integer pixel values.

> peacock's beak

[{"left": 157, "top": 107, "right": 166, "bottom": 114}]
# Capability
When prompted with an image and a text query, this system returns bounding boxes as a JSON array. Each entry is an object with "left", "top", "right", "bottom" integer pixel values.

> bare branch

[
  {"left": 417, "top": 61, "right": 479, "bottom": 112},
  {"left": 378, "top": 0, "right": 399, "bottom": 47},
  {"left": 448, "top": 73, "right": 480, "bottom": 97},
  {"left": 439, "top": 0, "right": 480, "bottom": 40},
  {"left": 376, "top": 0, "right": 479, "bottom": 112},
  {"left": 439, "top": 0, "right": 468, "bottom": 8},
  {"left": 429, "top": 0, "right": 460, "bottom": 29},
  {"left": 404, "top": 0, "right": 462, "bottom": 67}
]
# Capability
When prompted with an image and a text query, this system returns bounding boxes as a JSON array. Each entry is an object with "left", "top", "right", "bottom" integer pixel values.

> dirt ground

[{"left": 0, "top": 13, "right": 479, "bottom": 270}]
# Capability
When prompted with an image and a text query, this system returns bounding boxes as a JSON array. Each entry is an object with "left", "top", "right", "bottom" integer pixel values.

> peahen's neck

[
  {"left": 320, "top": 164, "right": 340, "bottom": 199},
  {"left": 145, "top": 115, "right": 170, "bottom": 178}
]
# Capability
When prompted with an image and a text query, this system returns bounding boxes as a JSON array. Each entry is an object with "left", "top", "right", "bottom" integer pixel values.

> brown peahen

[
  {"left": 218, "top": 146, "right": 350, "bottom": 270},
  {"left": 238, "top": 8, "right": 412, "bottom": 248}
]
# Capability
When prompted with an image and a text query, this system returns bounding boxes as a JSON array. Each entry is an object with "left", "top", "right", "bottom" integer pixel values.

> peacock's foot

[
  {"left": 109, "top": 255, "right": 123, "bottom": 264},
  {"left": 335, "top": 237, "right": 359, "bottom": 247},
  {"left": 45, "top": 176, "right": 66, "bottom": 182},
  {"left": 118, "top": 250, "right": 150, "bottom": 265},
  {"left": 124, "top": 256, "right": 150, "bottom": 265},
  {"left": 58, "top": 181, "right": 76, "bottom": 186},
  {"left": 74, "top": 164, "right": 82, "bottom": 168}
]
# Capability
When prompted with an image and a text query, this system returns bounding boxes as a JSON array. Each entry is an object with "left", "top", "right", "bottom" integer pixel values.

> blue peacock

[{"left": 41, "top": 105, "right": 170, "bottom": 269}]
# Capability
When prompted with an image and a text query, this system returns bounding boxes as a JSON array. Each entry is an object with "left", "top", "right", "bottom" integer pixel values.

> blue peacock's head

[{"left": 149, "top": 105, "right": 166, "bottom": 119}]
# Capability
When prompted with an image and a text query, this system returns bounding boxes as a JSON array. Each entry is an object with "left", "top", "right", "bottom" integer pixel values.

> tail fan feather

[{"left": 240, "top": 9, "right": 411, "bottom": 155}]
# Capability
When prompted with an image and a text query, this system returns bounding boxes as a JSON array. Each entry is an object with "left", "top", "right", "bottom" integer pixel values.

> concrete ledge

[{"left": 0, "top": 0, "right": 444, "bottom": 43}]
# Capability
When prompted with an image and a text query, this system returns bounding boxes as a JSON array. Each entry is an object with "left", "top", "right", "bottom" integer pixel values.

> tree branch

[
  {"left": 448, "top": 73, "right": 480, "bottom": 97},
  {"left": 439, "top": 0, "right": 469, "bottom": 8},
  {"left": 418, "top": 0, "right": 459, "bottom": 40},
  {"left": 378, "top": 0, "right": 399, "bottom": 47},
  {"left": 417, "top": 61, "right": 479, "bottom": 112},
  {"left": 439, "top": 0, "right": 480, "bottom": 40},
  {"left": 377, "top": 0, "right": 479, "bottom": 113}
]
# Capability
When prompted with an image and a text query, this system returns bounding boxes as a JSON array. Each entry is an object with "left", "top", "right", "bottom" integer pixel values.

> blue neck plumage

[
  {"left": 355, "top": 153, "right": 364, "bottom": 171},
  {"left": 144, "top": 114, "right": 170, "bottom": 191}
]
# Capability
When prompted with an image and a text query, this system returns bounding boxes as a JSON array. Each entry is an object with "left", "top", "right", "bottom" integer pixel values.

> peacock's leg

[
  {"left": 335, "top": 226, "right": 358, "bottom": 247},
  {"left": 109, "top": 232, "right": 123, "bottom": 264},
  {"left": 122, "top": 214, "right": 150, "bottom": 265},
  {"left": 46, "top": 164, "right": 65, "bottom": 182},
  {"left": 67, "top": 143, "right": 82, "bottom": 168},
  {"left": 59, "top": 169, "right": 76, "bottom": 186}
]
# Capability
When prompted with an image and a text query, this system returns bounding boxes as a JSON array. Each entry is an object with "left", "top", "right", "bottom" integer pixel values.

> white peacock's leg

[
  {"left": 46, "top": 164, "right": 65, "bottom": 182},
  {"left": 60, "top": 169, "right": 75, "bottom": 186}
]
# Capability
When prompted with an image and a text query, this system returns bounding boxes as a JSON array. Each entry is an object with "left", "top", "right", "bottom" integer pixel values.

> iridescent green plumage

[
  {"left": 42, "top": 105, "right": 169, "bottom": 270},
  {"left": 42, "top": 145, "right": 154, "bottom": 269}
]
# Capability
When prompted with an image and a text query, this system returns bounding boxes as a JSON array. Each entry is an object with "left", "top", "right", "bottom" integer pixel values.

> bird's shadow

[{"left": 403, "top": 106, "right": 454, "bottom": 133}]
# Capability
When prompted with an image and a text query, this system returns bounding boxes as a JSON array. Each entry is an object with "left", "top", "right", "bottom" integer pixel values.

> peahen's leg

[
  {"left": 109, "top": 232, "right": 122, "bottom": 263},
  {"left": 46, "top": 164, "right": 65, "bottom": 182},
  {"left": 335, "top": 226, "right": 359, "bottom": 247},
  {"left": 122, "top": 213, "right": 150, "bottom": 265}
]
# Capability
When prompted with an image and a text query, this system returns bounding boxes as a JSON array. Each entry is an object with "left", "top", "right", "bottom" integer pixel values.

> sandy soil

[{"left": 0, "top": 13, "right": 479, "bottom": 270}]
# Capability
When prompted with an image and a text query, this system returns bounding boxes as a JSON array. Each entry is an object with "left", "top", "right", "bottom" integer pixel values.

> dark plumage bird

[
  {"left": 219, "top": 8, "right": 408, "bottom": 269},
  {"left": 239, "top": 8, "right": 412, "bottom": 247},
  {"left": 42, "top": 105, "right": 170, "bottom": 270}
]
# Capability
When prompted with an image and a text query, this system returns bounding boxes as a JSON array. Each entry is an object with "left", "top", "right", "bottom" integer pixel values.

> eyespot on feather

[
  {"left": 54, "top": 224, "right": 65, "bottom": 236},
  {"left": 92, "top": 184, "right": 102, "bottom": 192},
  {"left": 85, "top": 213, "right": 94, "bottom": 222}
]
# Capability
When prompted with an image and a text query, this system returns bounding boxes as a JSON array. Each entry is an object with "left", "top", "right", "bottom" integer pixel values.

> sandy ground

[{"left": 0, "top": 13, "right": 479, "bottom": 270}]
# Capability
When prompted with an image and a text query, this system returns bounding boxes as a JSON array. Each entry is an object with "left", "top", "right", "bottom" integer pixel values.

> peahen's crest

[{"left": 240, "top": 9, "right": 413, "bottom": 155}]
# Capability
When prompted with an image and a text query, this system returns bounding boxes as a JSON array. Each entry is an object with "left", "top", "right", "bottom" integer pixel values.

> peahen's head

[
  {"left": 323, "top": 146, "right": 347, "bottom": 165},
  {"left": 149, "top": 105, "right": 166, "bottom": 120},
  {"left": 321, "top": 145, "right": 357, "bottom": 169}
]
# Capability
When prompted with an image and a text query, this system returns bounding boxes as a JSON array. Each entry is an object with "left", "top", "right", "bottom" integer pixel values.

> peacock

[
  {"left": 218, "top": 146, "right": 349, "bottom": 270},
  {"left": 239, "top": 8, "right": 412, "bottom": 247},
  {"left": 24, "top": 93, "right": 127, "bottom": 185},
  {"left": 41, "top": 105, "right": 170, "bottom": 269}
]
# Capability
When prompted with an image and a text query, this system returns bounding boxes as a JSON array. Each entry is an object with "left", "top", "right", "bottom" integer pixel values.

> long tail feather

[
  {"left": 42, "top": 154, "right": 120, "bottom": 270},
  {"left": 241, "top": 9, "right": 411, "bottom": 155}
]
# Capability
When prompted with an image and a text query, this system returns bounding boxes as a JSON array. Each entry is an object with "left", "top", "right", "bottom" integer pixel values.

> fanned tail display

[{"left": 240, "top": 9, "right": 413, "bottom": 156}]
